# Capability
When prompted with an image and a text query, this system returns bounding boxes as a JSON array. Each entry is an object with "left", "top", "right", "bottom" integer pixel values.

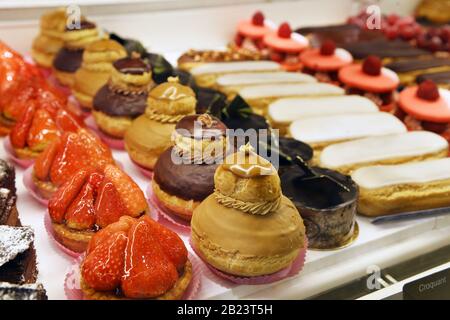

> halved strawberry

[
  {"left": 65, "top": 181, "right": 96, "bottom": 230},
  {"left": 3, "top": 83, "right": 36, "bottom": 121},
  {"left": 55, "top": 109, "right": 82, "bottom": 132},
  {"left": 34, "top": 136, "right": 61, "bottom": 181},
  {"left": 87, "top": 171, "right": 104, "bottom": 193},
  {"left": 86, "top": 216, "right": 135, "bottom": 255},
  {"left": 27, "top": 108, "right": 60, "bottom": 152},
  {"left": 48, "top": 169, "right": 91, "bottom": 223},
  {"left": 140, "top": 215, "right": 187, "bottom": 272},
  {"left": 82, "top": 231, "right": 128, "bottom": 291},
  {"left": 95, "top": 181, "right": 128, "bottom": 229},
  {"left": 9, "top": 101, "right": 36, "bottom": 148},
  {"left": 122, "top": 219, "right": 178, "bottom": 298},
  {"left": 49, "top": 130, "right": 113, "bottom": 186},
  {"left": 103, "top": 165, "right": 147, "bottom": 217}
]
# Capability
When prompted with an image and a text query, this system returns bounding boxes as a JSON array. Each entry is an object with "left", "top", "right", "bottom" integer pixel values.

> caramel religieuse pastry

[
  {"left": 31, "top": 9, "right": 67, "bottom": 69},
  {"left": 53, "top": 20, "right": 100, "bottom": 87},
  {"left": 93, "top": 55, "right": 154, "bottom": 138},
  {"left": 280, "top": 162, "right": 358, "bottom": 249},
  {"left": 385, "top": 57, "right": 450, "bottom": 86},
  {"left": 415, "top": 0, "right": 450, "bottom": 24},
  {"left": 320, "top": 131, "right": 448, "bottom": 175},
  {"left": 268, "top": 95, "right": 378, "bottom": 135},
  {"left": 352, "top": 158, "right": 450, "bottom": 217},
  {"left": 238, "top": 82, "right": 345, "bottom": 116},
  {"left": 0, "top": 226, "right": 37, "bottom": 285},
  {"left": 191, "top": 144, "right": 306, "bottom": 277},
  {"left": 215, "top": 71, "right": 317, "bottom": 99},
  {"left": 0, "top": 160, "right": 18, "bottom": 227},
  {"left": 153, "top": 114, "right": 228, "bottom": 221},
  {"left": 189, "top": 61, "right": 281, "bottom": 88},
  {"left": 125, "top": 77, "right": 196, "bottom": 170},
  {"left": 72, "top": 39, "right": 127, "bottom": 109},
  {"left": 289, "top": 113, "right": 407, "bottom": 163},
  {"left": 177, "top": 48, "right": 266, "bottom": 72}
]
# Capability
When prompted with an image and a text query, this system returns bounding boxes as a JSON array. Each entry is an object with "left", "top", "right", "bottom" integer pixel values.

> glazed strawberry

[
  {"left": 10, "top": 101, "right": 36, "bottom": 148},
  {"left": 55, "top": 109, "right": 82, "bottom": 132},
  {"left": 3, "top": 83, "right": 36, "bottom": 121},
  {"left": 103, "top": 164, "right": 147, "bottom": 217},
  {"left": 417, "top": 80, "right": 440, "bottom": 101},
  {"left": 26, "top": 108, "right": 60, "bottom": 151},
  {"left": 48, "top": 169, "right": 91, "bottom": 223},
  {"left": 34, "top": 136, "right": 61, "bottom": 181},
  {"left": 86, "top": 216, "right": 135, "bottom": 254},
  {"left": 82, "top": 231, "right": 128, "bottom": 291},
  {"left": 65, "top": 181, "right": 96, "bottom": 230},
  {"left": 95, "top": 181, "right": 128, "bottom": 229},
  {"left": 122, "top": 219, "right": 178, "bottom": 298},
  {"left": 252, "top": 11, "right": 264, "bottom": 26},
  {"left": 278, "top": 22, "right": 292, "bottom": 39},
  {"left": 320, "top": 40, "right": 336, "bottom": 56},
  {"left": 48, "top": 129, "right": 113, "bottom": 186},
  {"left": 362, "top": 55, "right": 382, "bottom": 76},
  {"left": 141, "top": 215, "right": 187, "bottom": 271}
]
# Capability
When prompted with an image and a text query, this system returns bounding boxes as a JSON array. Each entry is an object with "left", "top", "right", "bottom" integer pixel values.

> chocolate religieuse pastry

[
  {"left": 52, "top": 20, "right": 100, "bottom": 87},
  {"left": 152, "top": 114, "right": 228, "bottom": 221},
  {"left": 191, "top": 144, "right": 306, "bottom": 277},
  {"left": 124, "top": 76, "right": 196, "bottom": 170},
  {"left": 280, "top": 159, "right": 358, "bottom": 249},
  {"left": 93, "top": 53, "right": 154, "bottom": 138}
]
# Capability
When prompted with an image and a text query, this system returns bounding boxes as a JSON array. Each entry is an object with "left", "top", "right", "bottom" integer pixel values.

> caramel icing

[
  {"left": 214, "top": 190, "right": 281, "bottom": 215},
  {"left": 149, "top": 77, "right": 195, "bottom": 101},
  {"left": 222, "top": 144, "right": 276, "bottom": 178}
]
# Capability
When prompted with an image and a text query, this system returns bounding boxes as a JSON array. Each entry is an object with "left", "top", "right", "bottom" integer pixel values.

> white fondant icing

[
  {"left": 320, "top": 131, "right": 448, "bottom": 168},
  {"left": 289, "top": 112, "right": 406, "bottom": 144},
  {"left": 381, "top": 67, "right": 400, "bottom": 84},
  {"left": 216, "top": 71, "right": 316, "bottom": 87},
  {"left": 268, "top": 95, "right": 378, "bottom": 123},
  {"left": 190, "top": 61, "right": 280, "bottom": 75},
  {"left": 335, "top": 48, "right": 353, "bottom": 64},
  {"left": 239, "top": 83, "right": 344, "bottom": 99},
  {"left": 352, "top": 158, "right": 450, "bottom": 189}
]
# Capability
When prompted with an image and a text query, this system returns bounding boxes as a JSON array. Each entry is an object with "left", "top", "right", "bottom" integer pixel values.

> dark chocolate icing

[
  {"left": 153, "top": 147, "right": 218, "bottom": 201},
  {"left": 175, "top": 115, "right": 227, "bottom": 140},
  {"left": 416, "top": 71, "right": 450, "bottom": 84},
  {"left": 386, "top": 57, "right": 450, "bottom": 73},
  {"left": 93, "top": 85, "right": 147, "bottom": 117},
  {"left": 113, "top": 57, "right": 151, "bottom": 75},
  {"left": 52, "top": 48, "right": 83, "bottom": 73},
  {"left": 342, "top": 39, "right": 428, "bottom": 60}
]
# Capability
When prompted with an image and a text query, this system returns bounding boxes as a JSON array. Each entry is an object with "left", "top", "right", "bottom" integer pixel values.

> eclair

[
  {"left": 352, "top": 158, "right": 450, "bottom": 217},
  {"left": 320, "top": 131, "right": 449, "bottom": 175}
]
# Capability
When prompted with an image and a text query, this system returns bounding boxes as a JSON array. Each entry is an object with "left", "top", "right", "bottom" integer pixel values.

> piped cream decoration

[{"left": 352, "top": 158, "right": 450, "bottom": 189}]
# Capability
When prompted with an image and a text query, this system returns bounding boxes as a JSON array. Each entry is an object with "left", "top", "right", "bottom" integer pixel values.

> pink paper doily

[
  {"left": 84, "top": 115, "right": 125, "bottom": 150},
  {"left": 46, "top": 74, "right": 72, "bottom": 97},
  {"left": 3, "top": 137, "right": 35, "bottom": 168},
  {"left": 190, "top": 237, "right": 308, "bottom": 285},
  {"left": 22, "top": 166, "right": 49, "bottom": 206},
  {"left": 44, "top": 212, "right": 82, "bottom": 258},
  {"left": 129, "top": 158, "right": 154, "bottom": 179},
  {"left": 65, "top": 253, "right": 201, "bottom": 300},
  {"left": 146, "top": 184, "right": 191, "bottom": 234}
]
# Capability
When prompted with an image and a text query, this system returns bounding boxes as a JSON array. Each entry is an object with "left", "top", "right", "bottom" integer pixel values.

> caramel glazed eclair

[
  {"left": 319, "top": 131, "right": 449, "bottom": 175},
  {"left": 93, "top": 55, "right": 154, "bottom": 138},
  {"left": 191, "top": 144, "right": 306, "bottom": 277},
  {"left": 352, "top": 158, "right": 450, "bottom": 217}
]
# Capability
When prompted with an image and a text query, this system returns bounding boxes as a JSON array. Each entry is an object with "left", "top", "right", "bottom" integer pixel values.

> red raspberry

[
  {"left": 384, "top": 26, "right": 398, "bottom": 40},
  {"left": 320, "top": 40, "right": 336, "bottom": 56},
  {"left": 362, "top": 55, "right": 382, "bottom": 76},
  {"left": 278, "top": 22, "right": 292, "bottom": 39},
  {"left": 417, "top": 80, "right": 440, "bottom": 101},
  {"left": 235, "top": 33, "right": 244, "bottom": 46},
  {"left": 252, "top": 11, "right": 264, "bottom": 26},
  {"left": 386, "top": 14, "right": 400, "bottom": 26}
]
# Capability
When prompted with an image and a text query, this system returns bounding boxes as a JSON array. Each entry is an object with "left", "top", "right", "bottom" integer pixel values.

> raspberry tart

[
  {"left": 234, "top": 11, "right": 273, "bottom": 53},
  {"left": 79, "top": 215, "right": 191, "bottom": 300},
  {"left": 48, "top": 164, "right": 149, "bottom": 253},
  {"left": 32, "top": 129, "right": 115, "bottom": 199}
]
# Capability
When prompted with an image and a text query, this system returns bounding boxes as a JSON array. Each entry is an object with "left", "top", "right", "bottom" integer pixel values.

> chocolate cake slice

[
  {"left": 342, "top": 39, "right": 428, "bottom": 60},
  {"left": 0, "top": 282, "right": 47, "bottom": 300},
  {"left": 0, "top": 226, "right": 37, "bottom": 284},
  {"left": 0, "top": 159, "right": 17, "bottom": 226}
]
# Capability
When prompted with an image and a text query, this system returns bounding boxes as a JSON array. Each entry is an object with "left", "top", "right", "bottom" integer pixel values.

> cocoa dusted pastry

[
  {"left": 52, "top": 20, "right": 100, "bottom": 87},
  {"left": 0, "top": 282, "right": 47, "bottom": 300},
  {"left": 0, "top": 225, "right": 37, "bottom": 284},
  {"left": 93, "top": 54, "right": 154, "bottom": 138},
  {"left": 0, "top": 160, "right": 17, "bottom": 227},
  {"left": 280, "top": 159, "right": 358, "bottom": 249},
  {"left": 152, "top": 114, "right": 228, "bottom": 221}
]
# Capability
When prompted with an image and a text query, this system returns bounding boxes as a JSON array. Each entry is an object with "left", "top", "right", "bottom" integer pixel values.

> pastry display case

[{"left": 0, "top": 0, "right": 449, "bottom": 300}]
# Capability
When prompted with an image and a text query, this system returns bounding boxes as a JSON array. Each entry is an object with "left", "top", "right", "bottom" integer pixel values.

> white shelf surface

[{"left": 1, "top": 0, "right": 448, "bottom": 300}]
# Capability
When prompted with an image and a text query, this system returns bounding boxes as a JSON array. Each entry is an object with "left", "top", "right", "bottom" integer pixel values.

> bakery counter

[{"left": 3, "top": 139, "right": 449, "bottom": 300}]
